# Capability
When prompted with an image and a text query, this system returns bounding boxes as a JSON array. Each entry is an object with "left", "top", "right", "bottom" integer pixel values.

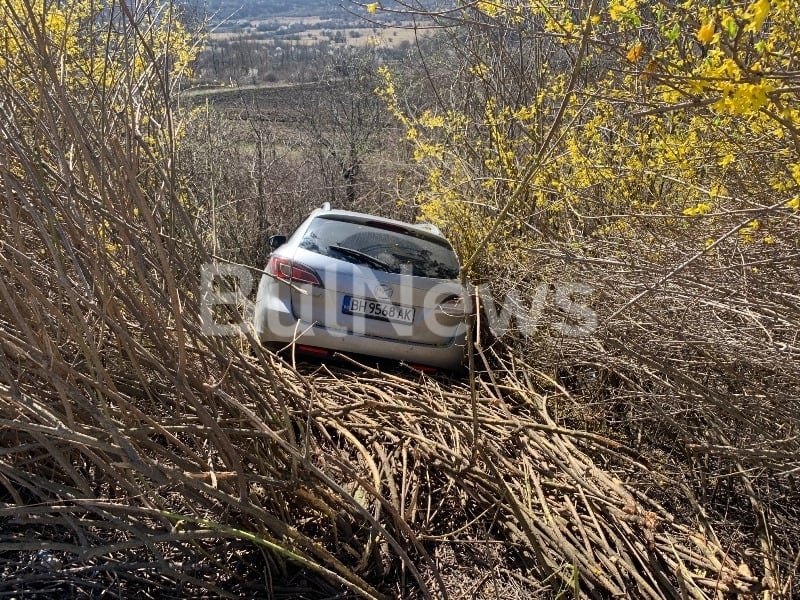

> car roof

[{"left": 309, "top": 207, "right": 445, "bottom": 238}]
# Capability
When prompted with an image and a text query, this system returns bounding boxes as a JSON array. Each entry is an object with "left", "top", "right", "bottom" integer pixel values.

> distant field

[
  {"left": 182, "top": 79, "right": 321, "bottom": 105},
  {"left": 209, "top": 18, "right": 433, "bottom": 49}
]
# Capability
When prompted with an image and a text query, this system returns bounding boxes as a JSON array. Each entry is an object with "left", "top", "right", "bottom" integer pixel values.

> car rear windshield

[{"left": 298, "top": 216, "right": 460, "bottom": 279}]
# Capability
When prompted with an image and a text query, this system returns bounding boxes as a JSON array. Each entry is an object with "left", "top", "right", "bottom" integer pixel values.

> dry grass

[{"left": 0, "top": 330, "right": 780, "bottom": 599}]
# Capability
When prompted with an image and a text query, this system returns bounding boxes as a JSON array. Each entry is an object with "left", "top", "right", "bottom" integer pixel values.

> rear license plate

[{"left": 343, "top": 295, "right": 415, "bottom": 324}]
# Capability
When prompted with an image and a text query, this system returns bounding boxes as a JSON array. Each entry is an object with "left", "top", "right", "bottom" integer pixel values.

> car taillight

[{"left": 268, "top": 256, "right": 322, "bottom": 286}]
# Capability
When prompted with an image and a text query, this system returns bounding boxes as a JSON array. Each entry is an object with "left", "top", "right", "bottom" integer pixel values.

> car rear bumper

[
  {"left": 254, "top": 301, "right": 467, "bottom": 370},
  {"left": 253, "top": 273, "right": 468, "bottom": 370}
]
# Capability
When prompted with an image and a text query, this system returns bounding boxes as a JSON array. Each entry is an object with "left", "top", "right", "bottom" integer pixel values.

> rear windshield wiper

[{"left": 329, "top": 244, "right": 393, "bottom": 271}]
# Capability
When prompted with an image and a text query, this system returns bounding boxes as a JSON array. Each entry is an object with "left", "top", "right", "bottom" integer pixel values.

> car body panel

[{"left": 253, "top": 208, "right": 469, "bottom": 370}]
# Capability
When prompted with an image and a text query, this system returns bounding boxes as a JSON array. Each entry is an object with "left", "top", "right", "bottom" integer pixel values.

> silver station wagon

[{"left": 253, "top": 205, "right": 470, "bottom": 370}]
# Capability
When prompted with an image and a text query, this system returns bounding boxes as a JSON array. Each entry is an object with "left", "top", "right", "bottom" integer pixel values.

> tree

[{"left": 292, "top": 44, "right": 393, "bottom": 210}]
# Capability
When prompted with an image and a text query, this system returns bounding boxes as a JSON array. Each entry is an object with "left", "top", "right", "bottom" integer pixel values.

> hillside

[
  {"left": 201, "top": 0, "right": 345, "bottom": 19},
  {"left": 198, "top": 0, "right": 432, "bottom": 26},
  {"left": 190, "top": 0, "right": 430, "bottom": 86}
]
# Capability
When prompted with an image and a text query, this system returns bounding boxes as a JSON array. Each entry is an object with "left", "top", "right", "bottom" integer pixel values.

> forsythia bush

[
  {"left": 1, "top": 0, "right": 196, "bottom": 155},
  {"left": 1, "top": 0, "right": 199, "bottom": 264},
  {"left": 376, "top": 0, "right": 800, "bottom": 270}
]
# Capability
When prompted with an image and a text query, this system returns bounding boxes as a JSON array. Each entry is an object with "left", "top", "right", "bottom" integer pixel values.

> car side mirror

[{"left": 268, "top": 235, "right": 286, "bottom": 251}]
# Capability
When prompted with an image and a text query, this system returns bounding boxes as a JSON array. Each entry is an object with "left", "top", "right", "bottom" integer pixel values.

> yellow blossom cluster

[
  {"left": 1, "top": 0, "right": 199, "bottom": 261},
  {"left": 376, "top": 0, "right": 799, "bottom": 260}
]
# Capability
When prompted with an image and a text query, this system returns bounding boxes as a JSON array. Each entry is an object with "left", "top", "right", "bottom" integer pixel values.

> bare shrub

[{"left": 2, "top": 0, "right": 797, "bottom": 598}]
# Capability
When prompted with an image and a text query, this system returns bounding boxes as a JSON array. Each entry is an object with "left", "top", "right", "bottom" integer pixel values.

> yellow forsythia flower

[
  {"left": 683, "top": 202, "right": 712, "bottom": 216},
  {"left": 745, "top": 0, "right": 770, "bottom": 32},
  {"left": 739, "top": 219, "right": 760, "bottom": 242},
  {"left": 696, "top": 20, "right": 715, "bottom": 44},
  {"left": 470, "top": 63, "right": 489, "bottom": 78},
  {"left": 790, "top": 163, "right": 800, "bottom": 184},
  {"left": 366, "top": 2, "right": 378, "bottom": 14},
  {"left": 609, "top": 0, "right": 637, "bottom": 21},
  {"left": 477, "top": 1, "right": 502, "bottom": 17},
  {"left": 626, "top": 42, "right": 644, "bottom": 63}
]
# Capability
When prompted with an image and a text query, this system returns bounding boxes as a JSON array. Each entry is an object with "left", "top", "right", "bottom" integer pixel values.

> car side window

[{"left": 299, "top": 231, "right": 320, "bottom": 252}]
